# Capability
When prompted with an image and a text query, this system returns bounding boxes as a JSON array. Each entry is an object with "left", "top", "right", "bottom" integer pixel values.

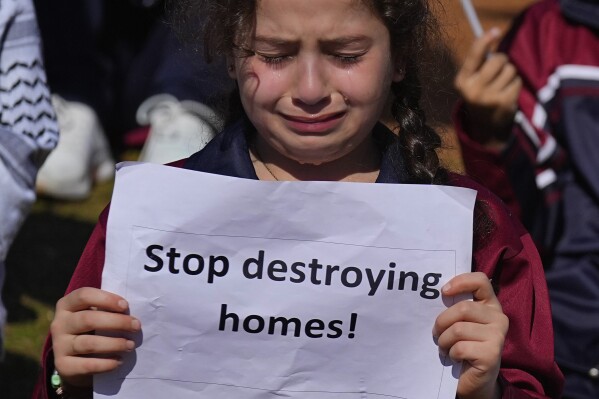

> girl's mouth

[{"left": 280, "top": 111, "right": 347, "bottom": 134}]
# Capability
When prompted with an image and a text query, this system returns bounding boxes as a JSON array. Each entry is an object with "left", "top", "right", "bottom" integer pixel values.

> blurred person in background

[
  {"left": 454, "top": 0, "right": 599, "bottom": 397},
  {"left": 32, "top": 0, "right": 232, "bottom": 201},
  {"left": 0, "top": 0, "right": 58, "bottom": 358}
]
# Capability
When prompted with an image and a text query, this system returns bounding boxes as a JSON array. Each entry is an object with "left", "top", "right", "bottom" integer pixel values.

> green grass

[
  {"left": 0, "top": 296, "right": 54, "bottom": 399},
  {"left": 5, "top": 296, "right": 54, "bottom": 360}
]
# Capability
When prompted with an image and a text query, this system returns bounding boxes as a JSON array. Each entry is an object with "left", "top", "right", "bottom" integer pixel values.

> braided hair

[{"left": 367, "top": 0, "right": 448, "bottom": 184}]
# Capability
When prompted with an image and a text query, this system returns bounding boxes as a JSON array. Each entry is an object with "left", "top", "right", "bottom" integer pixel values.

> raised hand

[{"left": 454, "top": 28, "right": 522, "bottom": 147}]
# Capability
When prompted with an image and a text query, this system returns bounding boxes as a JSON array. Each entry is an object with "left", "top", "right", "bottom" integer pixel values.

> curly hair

[{"left": 169, "top": 0, "right": 448, "bottom": 184}]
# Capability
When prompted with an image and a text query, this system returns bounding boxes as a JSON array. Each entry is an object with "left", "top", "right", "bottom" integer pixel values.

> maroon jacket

[{"left": 32, "top": 122, "right": 563, "bottom": 398}]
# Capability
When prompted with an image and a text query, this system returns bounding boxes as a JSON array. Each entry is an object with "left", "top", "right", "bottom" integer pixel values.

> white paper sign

[{"left": 95, "top": 162, "right": 477, "bottom": 399}]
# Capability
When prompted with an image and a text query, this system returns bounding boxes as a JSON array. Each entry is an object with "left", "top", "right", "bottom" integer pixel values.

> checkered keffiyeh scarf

[{"left": 0, "top": 0, "right": 58, "bottom": 160}]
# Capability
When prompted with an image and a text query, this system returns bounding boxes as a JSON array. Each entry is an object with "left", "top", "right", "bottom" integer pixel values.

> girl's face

[{"left": 229, "top": 0, "right": 404, "bottom": 165}]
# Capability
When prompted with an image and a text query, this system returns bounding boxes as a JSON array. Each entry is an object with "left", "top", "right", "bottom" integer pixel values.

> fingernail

[
  {"left": 490, "top": 27, "right": 501, "bottom": 37},
  {"left": 126, "top": 340, "right": 135, "bottom": 351},
  {"left": 131, "top": 318, "right": 141, "bottom": 330},
  {"left": 118, "top": 300, "right": 128, "bottom": 310},
  {"left": 442, "top": 283, "right": 451, "bottom": 293}
]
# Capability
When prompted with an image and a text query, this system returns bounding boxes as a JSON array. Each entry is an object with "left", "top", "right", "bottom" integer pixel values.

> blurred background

[{"left": 0, "top": 0, "right": 536, "bottom": 398}]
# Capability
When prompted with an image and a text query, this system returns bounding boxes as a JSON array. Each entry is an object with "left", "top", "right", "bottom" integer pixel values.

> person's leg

[
  {"left": 0, "top": 0, "right": 58, "bottom": 357},
  {"left": 33, "top": 0, "right": 112, "bottom": 125},
  {"left": 0, "top": 133, "right": 39, "bottom": 360},
  {"left": 548, "top": 254, "right": 599, "bottom": 399}
]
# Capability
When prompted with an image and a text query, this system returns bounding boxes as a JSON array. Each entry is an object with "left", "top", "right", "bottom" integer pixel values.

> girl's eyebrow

[
  {"left": 253, "top": 35, "right": 371, "bottom": 47},
  {"left": 320, "top": 35, "right": 372, "bottom": 46},
  {"left": 254, "top": 36, "right": 299, "bottom": 46}
]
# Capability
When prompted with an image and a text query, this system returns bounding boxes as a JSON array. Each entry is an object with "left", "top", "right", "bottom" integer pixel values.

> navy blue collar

[
  {"left": 560, "top": 0, "right": 599, "bottom": 30},
  {"left": 184, "top": 118, "right": 409, "bottom": 184}
]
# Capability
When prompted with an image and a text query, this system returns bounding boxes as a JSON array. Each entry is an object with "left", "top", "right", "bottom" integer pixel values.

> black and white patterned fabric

[
  {"left": 0, "top": 0, "right": 58, "bottom": 156},
  {"left": 0, "top": 0, "right": 59, "bottom": 355}
]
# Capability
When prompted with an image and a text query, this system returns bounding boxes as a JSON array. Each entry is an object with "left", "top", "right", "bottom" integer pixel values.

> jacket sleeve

[
  {"left": 455, "top": 176, "right": 563, "bottom": 398},
  {"left": 492, "top": 232, "right": 563, "bottom": 398},
  {"left": 30, "top": 207, "right": 109, "bottom": 399},
  {"left": 454, "top": 102, "right": 530, "bottom": 222}
]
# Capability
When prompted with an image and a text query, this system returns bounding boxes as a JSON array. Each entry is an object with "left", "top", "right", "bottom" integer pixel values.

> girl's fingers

[
  {"left": 51, "top": 288, "right": 138, "bottom": 388},
  {"left": 65, "top": 310, "right": 141, "bottom": 335},
  {"left": 68, "top": 335, "right": 135, "bottom": 356},
  {"left": 442, "top": 272, "right": 499, "bottom": 304},
  {"left": 57, "top": 287, "right": 129, "bottom": 314},
  {"left": 435, "top": 274, "right": 507, "bottom": 398},
  {"left": 436, "top": 321, "right": 503, "bottom": 352},
  {"left": 448, "top": 340, "right": 502, "bottom": 368},
  {"left": 433, "top": 300, "right": 507, "bottom": 337},
  {"left": 55, "top": 355, "right": 123, "bottom": 379}
]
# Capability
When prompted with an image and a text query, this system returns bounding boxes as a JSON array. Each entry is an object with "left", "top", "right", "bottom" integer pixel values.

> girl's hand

[
  {"left": 454, "top": 28, "right": 522, "bottom": 148},
  {"left": 433, "top": 272, "right": 509, "bottom": 399},
  {"left": 50, "top": 287, "right": 141, "bottom": 388}
]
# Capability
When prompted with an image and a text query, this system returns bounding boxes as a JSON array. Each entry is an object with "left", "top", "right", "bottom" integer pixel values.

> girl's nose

[{"left": 292, "top": 57, "right": 330, "bottom": 107}]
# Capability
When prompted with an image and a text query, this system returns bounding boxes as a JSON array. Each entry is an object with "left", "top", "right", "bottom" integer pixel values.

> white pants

[
  {"left": 0, "top": 0, "right": 59, "bottom": 357},
  {"left": 0, "top": 134, "right": 38, "bottom": 359}
]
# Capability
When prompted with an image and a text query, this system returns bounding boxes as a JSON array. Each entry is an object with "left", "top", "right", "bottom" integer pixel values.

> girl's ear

[
  {"left": 392, "top": 59, "right": 406, "bottom": 82},
  {"left": 226, "top": 57, "right": 237, "bottom": 79}
]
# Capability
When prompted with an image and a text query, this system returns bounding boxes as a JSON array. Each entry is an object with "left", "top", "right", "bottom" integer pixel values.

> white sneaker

[
  {"left": 137, "top": 94, "right": 222, "bottom": 164},
  {"left": 36, "top": 95, "right": 115, "bottom": 200}
]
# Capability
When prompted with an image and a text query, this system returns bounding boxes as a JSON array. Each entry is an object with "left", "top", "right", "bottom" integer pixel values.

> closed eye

[
  {"left": 332, "top": 52, "right": 366, "bottom": 67},
  {"left": 335, "top": 54, "right": 362, "bottom": 64},
  {"left": 256, "top": 52, "right": 294, "bottom": 67}
]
